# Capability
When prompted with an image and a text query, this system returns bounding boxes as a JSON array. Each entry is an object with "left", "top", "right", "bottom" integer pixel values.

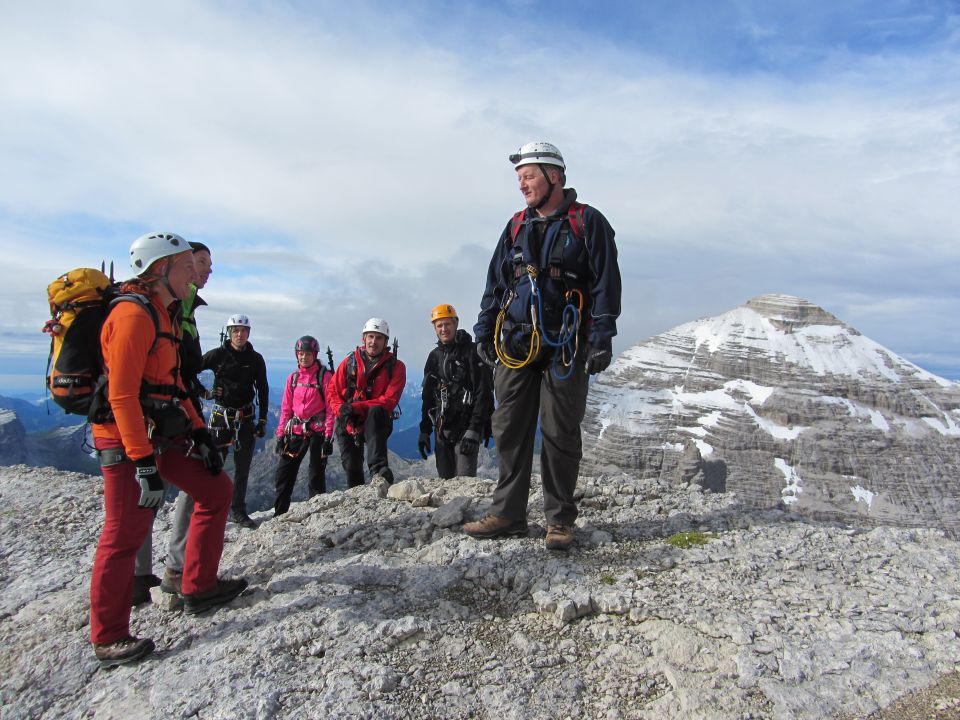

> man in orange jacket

[{"left": 328, "top": 318, "right": 406, "bottom": 486}]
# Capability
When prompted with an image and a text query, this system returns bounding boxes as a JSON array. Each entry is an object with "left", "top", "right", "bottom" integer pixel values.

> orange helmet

[{"left": 430, "top": 304, "right": 457, "bottom": 323}]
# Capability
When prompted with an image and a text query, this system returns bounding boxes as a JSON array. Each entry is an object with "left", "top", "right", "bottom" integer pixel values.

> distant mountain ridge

[{"left": 583, "top": 293, "right": 960, "bottom": 534}]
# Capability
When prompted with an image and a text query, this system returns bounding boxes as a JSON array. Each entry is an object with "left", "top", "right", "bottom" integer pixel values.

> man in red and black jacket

[{"left": 329, "top": 317, "right": 406, "bottom": 486}]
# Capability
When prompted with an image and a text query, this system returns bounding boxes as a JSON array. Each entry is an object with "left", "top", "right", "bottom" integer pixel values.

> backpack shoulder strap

[
  {"left": 509, "top": 210, "right": 526, "bottom": 245},
  {"left": 544, "top": 202, "right": 590, "bottom": 280},
  {"left": 567, "top": 201, "right": 587, "bottom": 240},
  {"left": 292, "top": 366, "right": 327, "bottom": 391},
  {"left": 109, "top": 293, "right": 162, "bottom": 351}
]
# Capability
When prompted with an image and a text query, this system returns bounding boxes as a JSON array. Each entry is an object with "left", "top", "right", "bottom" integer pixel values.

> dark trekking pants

[
  {"left": 273, "top": 434, "right": 327, "bottom": 516},
  {"left": 213, "top": 414, "right": 256, "bottom": 515},
  {"left": 336, "top": 405, "right": 393, "bottom": 487},
  {"left": 488, "top": 350, "right": 589, "bottom": 526},
  {"left": 435, "top": 437, "right": 479, "bottom": 479}
]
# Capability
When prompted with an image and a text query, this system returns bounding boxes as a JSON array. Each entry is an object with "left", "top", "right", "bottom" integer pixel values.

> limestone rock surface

[{"left": 2, "top": 463, "right": 959, "bottom": 719}]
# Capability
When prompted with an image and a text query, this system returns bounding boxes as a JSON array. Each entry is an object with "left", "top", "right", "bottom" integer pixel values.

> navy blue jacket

[{"left": 474, "top": 188, "right": 621, "bottom": 347}]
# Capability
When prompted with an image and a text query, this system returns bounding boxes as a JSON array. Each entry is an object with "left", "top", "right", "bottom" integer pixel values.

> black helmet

[{"left": 295, "top": 335, "right": 320, "bottom": 354}]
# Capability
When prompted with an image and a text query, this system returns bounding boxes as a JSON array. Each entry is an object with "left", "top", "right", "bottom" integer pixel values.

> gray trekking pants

[
  {"left": 434, "top": 438, "right": 478, "bottom": 479},
  {"left": 164, "top": 491, "right": 194, "bottom": 573},
  {"left": 134, "top": 480, "right": 171, "bottom": 577},
  {"left": 488, "top": 350, "right": 589, "bottom": 526}
]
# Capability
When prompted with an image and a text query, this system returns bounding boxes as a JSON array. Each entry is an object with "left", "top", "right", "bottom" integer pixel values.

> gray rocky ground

[{"left": 1, "top": 463, "right": 958, "bottom": 719}]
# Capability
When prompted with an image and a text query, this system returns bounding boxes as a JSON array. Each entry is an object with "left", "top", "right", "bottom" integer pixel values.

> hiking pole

[
  {"left": 326, "top": 345, "right": 335, "bottom": 372},
  {"left": 392, "top": 338, "right": 399, "bottom": 358}
]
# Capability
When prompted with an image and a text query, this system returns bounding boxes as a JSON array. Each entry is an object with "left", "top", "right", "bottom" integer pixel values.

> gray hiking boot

[
  {"left": 160, "top": 568, "right": 182, "bottom": 595},
  {"left": 93, "top": 636, "right": 155, "bottom": 669},
  {"left": 183, "top": 578, "right": 249, "bottom": 615}
]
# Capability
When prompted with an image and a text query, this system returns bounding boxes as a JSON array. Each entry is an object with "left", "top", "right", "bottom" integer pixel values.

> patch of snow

[
  {"left": 818, "top": 396, "right": 891, "bottom": 433},
  {"left": 820, "top": 396, "right": 857, "bottom": 416},
  {"left": 724, "top": 379, "right": 774, "bottom": 405},
  {"left": 775, "top": 458, "right": 803, "bottom": 506},
  {"left": 698, "top": 411, "right": 722, "bottom": 428},
  {"left": 922, "top": 414, "right": 960, "bottom": 437},
  {"left": 598, "top": 417, "right": 612, "bottom": 439},
  {"left": 850, "top": 486, "right": 875, "bottom": 509},
  {"left": 661, "top": 442, "right": 684, "bottom": 452},
  {"left": 679, "top": 425, "right": 709, "bottom": 438},
  {"left": 744, "top": 405, "right": 807, "bottom": 440},
  {"left": 868, "top": 410, "right": 890, "bottom": 432},
  {"left": 694, "top": 439, "right": 714, "bottom": 456}
]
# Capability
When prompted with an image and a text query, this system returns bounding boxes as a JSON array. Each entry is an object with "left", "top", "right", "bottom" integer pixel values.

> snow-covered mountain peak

[
  {"left": 585, "top": 293, "right": 960, "bottom": 533},
  {"left": 615, "top": 295, "right": 946, "bottom": 386}
]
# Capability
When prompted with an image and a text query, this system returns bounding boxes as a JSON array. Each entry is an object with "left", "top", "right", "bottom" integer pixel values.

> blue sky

[{"left": 1, "top": 0, "right": 958, "bottom": 395}]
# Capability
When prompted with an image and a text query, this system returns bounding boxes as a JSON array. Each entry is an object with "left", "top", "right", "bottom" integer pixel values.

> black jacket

[
  {"left": 419, "top": 329, "right": 493, "bottom": 443},
  {"left": 202, "top": 340, "right": 269, "bottom": 422},
  {"left": 474, "top": 188, "right": 621, "bottom": 348}
]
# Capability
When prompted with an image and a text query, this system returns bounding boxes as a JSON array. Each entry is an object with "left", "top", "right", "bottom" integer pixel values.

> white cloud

[{"left": 2, "top": 2, "right": 959, "bottom": 387}]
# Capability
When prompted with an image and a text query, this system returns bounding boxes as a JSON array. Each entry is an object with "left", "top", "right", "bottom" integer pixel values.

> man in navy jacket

[{"left": 465, "top": 141, "right": 622, "bottom": 551}]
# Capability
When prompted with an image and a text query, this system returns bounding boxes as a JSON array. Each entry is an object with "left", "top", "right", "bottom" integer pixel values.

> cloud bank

[{"left": 1, "top": 0, "right": 958, "bottom": 390}]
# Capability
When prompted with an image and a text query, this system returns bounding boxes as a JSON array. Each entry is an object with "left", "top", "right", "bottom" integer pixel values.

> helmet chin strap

[
  {"left": 533, "top": 164, "right": 555, "bottom": 211},
  {"left": 160, "top": 258, "right": 180, "bottom": 299}
]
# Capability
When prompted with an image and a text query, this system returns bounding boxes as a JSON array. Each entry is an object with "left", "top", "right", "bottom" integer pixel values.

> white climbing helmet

[
  {"left": 509, "top": 141, "right": 565, "bottom": 170},
  {"left": 362, "top": 317, "right": 390, "bottom": 338},
  {"left": 129, "top": 232, "right": 191, "bottom": 276},
  {"left": 226, "top": 314, "right": 251, "bottom": 329}
]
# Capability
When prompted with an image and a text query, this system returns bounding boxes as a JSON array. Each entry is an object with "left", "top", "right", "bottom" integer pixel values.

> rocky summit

[
  {"left": 2, "top": 462, "right": 960, "bottom": 719},
  {"left": 583, "top": 294, "right": 960, "bottom": 535}
]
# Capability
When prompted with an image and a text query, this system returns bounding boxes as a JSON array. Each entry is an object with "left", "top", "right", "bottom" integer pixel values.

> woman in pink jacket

[{"left": 273, "top": 336, "right": 335, "bottom": 515}]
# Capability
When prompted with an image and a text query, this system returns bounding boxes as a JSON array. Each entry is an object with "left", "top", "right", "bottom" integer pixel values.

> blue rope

[{"left": 529, "top": 278, "right": 579, "bottom": 380}]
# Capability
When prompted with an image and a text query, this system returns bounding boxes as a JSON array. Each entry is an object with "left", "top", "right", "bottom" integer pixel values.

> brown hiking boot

[
  {"left": 545, "top": 524, "right": 574, "bottom": 551},
  {"left": 463, "top": 515, "right": 529, "bottom": 539},
  {"left": 132, "top": 574, "right": 161, "bottom": 606},
  {"left": 93, "top": 636, "right": 155, "bottom": 669},
  {"left": 183, "top": 577, "right": 249, "bottom": 615},
  {"left": 160, "top": 568, "right": 182, "bottom": 595}
]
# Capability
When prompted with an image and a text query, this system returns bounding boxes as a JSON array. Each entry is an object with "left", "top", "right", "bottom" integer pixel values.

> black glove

[
  {"left": 338, "top": 401, "right": 353, "bottom": 420},
  {"left": 321, "top": 437, "right": 334, "bottom": 457},
  {"left": 275, "top": 436, "right": 284, "bottom": 455},
  {"left": 191, "top": 427, "right": 224, "bottom": 475},
  {"left": 255, "top": 418, "right": 267, "bottom": 438},
  {"left": 459, "top": 429, "right": 480, "bottom": 456},
  {"left": 585, "top": 339, "right": 613, "bottom": 375},
  {"left": 418, "top": 432, "right": 431, "bottom": 459},
  {"left": 133, "top": 455, "right": 164, "bottom": 509},
  {"left": 477, "top": 340, "right": 497, "bottom": 368}
]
